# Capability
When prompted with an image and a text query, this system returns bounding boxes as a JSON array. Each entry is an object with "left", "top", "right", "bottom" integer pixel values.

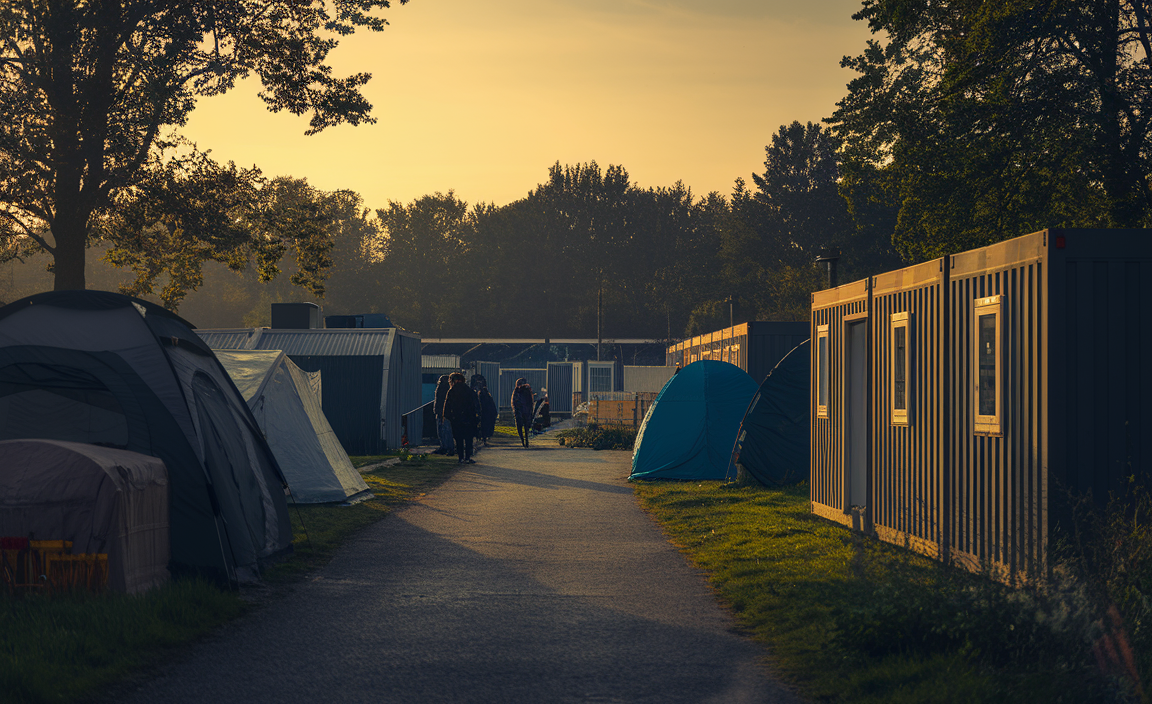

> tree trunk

[{"left": 51, "top": 207, "right": 87, "bottom": 291}]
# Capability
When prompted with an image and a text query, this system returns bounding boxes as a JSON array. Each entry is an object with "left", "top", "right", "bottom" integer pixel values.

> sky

[{"left": 181, "top": 0, "right": 875, "bottom": 211}]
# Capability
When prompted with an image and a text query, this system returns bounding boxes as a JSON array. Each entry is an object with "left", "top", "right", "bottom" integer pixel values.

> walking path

[{"left": 116, "top": 442, "right": 800, "bottom": 703}]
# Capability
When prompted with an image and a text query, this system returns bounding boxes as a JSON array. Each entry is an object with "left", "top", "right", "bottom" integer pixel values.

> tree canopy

[{"left": 0, "top": 0, "right": 402, "bottom": 291}]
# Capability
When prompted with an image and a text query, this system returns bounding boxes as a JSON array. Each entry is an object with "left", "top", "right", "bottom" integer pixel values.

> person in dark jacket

[
  {"left": 443, "top": 372, "right": 477, "bottom": 463},
  {"left": 434, "top": 374, "right": 454, "bottom": 454},
  {"left": 511, "top": 378, "right": 535, "bottom": 448},
  {"left": 478, "top": 383, "right": 498, "bottom": 446}
]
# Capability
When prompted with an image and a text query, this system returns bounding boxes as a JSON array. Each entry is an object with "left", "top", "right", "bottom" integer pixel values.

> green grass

[
  {"left": 0, "top": 454, "right": 459, "bottom": 704},
  {"left": 633, "top": 480, "right": 1120, "bottom": 704}
]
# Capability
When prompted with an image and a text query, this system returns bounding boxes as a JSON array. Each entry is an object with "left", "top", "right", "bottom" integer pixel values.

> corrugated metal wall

[
  {"left": 871, "top": 260, "right": 946, "bottom": 560},
  {"left": 746, "top": 322, "right": 811, "bottom": 382},
  {"left": 811, "top": 280, "right": 870, "bottom": 527},
  {"left": 498, "top": 368, "right": 547, "bottom": 409},
  {"left": 475, "top": 361, "right": 500, "bottom": 388},
  {"left": 395, "top": 332, "right": 423, "bottom": 447},
  {"left": 622, "top": 365, "right": 676, "bottom": 393},
  {"left": 289, "top": 355, "right": 385, "bottom": 455},
  {"left": 948, "top": 234, "right": 1047, "bottom": 576},
  {"left": 547, "top": 362, "right": 575, "bottom": 414}
]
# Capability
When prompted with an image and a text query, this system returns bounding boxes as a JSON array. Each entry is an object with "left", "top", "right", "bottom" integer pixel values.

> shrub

[{"left": 556, "top": 423, "right": 636, "bottom": 450}]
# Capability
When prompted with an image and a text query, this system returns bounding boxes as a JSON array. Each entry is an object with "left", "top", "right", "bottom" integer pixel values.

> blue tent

[
  {"left": 727, "top": 340, "right": 809, "bottom": 485},
  {"left": 630, "top": 360, "right": 758, "bottom": 480}
]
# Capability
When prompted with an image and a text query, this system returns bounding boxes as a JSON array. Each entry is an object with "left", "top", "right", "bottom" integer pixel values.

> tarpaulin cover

[
  {"left": 630, "top": 360, "right": 758, "bottom": 480},
  {"left": 0, "top": 439, "right": 170, "bottom": 594},
  {"left": 215, "top": 350, "right": 368, "bottom": 504},
  {"left": 727, "top": 339, "right": 809, "bottom": 485}
]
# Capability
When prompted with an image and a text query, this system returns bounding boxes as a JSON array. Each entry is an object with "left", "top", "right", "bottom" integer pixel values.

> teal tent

[
  {"left": 630, "top": 360, "right": 758, "bottom": 480},
  {"left": 727, "top": 339, "right": 809, "bottom": 485}
]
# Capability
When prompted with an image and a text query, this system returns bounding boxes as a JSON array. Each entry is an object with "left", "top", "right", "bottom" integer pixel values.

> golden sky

[{"left": 181, "top": 0, "right": 873, "bottom": 210}]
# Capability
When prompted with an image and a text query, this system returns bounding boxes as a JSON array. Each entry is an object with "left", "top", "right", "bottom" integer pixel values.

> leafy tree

[
  {"left": 829, "top": 0, "right": 1145, "bottom": 262},
  {"left": 0, "top": 0, "right": 403, "bottom": 291}
]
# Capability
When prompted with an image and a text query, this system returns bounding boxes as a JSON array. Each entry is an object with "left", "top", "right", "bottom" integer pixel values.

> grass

[
  {"left": 633, "top": 480, "right": 1130, "bottom": 704},
  {"left": 0, "top": 453, "right": 459, "bottom": 704}
]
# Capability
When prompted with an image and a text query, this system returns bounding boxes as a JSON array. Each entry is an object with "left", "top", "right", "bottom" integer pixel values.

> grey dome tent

[
  {"left": 0, "top": 439, "right": 170, "bottom": 594},
  {"left": 630, "top": 360, "right": 758, "bottom": 480},
  {"left": 214, "top": 349, "right": 369, "bottom": 504},
  {"left": 0, "top": 291, "right": 292, "bottom": 583},
  {"left": 727, "top": 339, "right": 809, "bottom": 485}
]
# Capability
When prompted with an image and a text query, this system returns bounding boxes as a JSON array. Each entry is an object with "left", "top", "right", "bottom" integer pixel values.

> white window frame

[
  {"left": 891, "top": 311, "right": 911, "bottom": 426},
  {"left": 816, "top": 324, "right": 830, "bottom": 419},
  {"left": 973, "top": 295, "right": 1003, "bottom": 436}
]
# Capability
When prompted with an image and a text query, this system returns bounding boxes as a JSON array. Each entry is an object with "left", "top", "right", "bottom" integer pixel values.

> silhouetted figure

[
  {"left": 478, "top": 383, "right": 497, "bottom": 446},
  {"left": 443, "top": 372, "right": 477, "bottom": 464},
  {"left": 434, "top": 374, "right": 453, "bottom": 454},
  {"left": 511, "top": 378, "right": 535, "bottom": 448}
]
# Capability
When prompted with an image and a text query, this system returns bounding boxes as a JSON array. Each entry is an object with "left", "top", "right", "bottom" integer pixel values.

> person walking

[
  {"left": 443, "top": 372, "right": 477, "bottom": 464},
  {"left": 434, "top": 374, "right": 454, "bottom": 455},
  {"left": 511, "top": 378, "right": 535, "bottom": 448},
  {"left": 478, "top": 383, "right": 498, "bottom": 446}
]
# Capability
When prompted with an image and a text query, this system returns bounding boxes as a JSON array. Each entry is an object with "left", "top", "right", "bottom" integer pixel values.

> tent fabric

[
  {"left": 0, "top": 439, "right": 170, "bottom": 594},
  {"left": 215, "top": 349, "right": 368, "bottom": 503},
  {"left": 727, "top": 339, "right": 810, "bottom": 486},
  {"left": 630, "top": 360, "right": 758, "bottom": 480},
  {"left": 0, "top": 291, "right": 293, "bottom": 583}
]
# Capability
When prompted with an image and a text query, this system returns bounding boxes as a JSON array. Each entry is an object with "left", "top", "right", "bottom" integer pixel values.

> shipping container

[
  {"left": 810, "top": 229, "right": 1152, "bottom": 579},
  {"left": 667, "top": 322, "right": 808, "bottom": 384}
]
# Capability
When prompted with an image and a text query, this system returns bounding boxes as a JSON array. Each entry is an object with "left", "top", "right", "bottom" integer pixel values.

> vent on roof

[
  {"left": 324, "top": 313, "right": 393, "bottom": 329},
  {"left": 271, "top": 303, "right": 321, "bottom": 329}
]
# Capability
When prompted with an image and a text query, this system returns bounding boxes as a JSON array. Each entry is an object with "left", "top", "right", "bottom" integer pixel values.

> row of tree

[{"left": 3, "top": 1, "right": 1150, "bottom": 337}]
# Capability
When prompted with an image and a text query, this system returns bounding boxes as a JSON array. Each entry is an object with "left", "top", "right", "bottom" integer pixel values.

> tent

[
  {"left": 0, "top": 291, "right": 293, "bottom": 583},
  {"left": 0, "top": 439, "right": 170, "bottom": 594},
  {"left": 214, "top": 350, "right": 369, "bottom": 504},
  {"left": 630, "top": 360, "right": 758, "bottom": 480},
  {"left": 727, "top": 339, "right": 809, "bottom": 485}
]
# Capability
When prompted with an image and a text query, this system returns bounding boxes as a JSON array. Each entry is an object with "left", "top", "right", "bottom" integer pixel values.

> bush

[{"left": 556, "top": 424, "right": 636, "bottom": 451}]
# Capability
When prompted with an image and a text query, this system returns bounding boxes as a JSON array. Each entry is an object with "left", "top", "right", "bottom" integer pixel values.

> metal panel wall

[
  {"left": 622, "top": 365, "right": 676, "bottom": 393},
  {"left": 746, "top": 322, "right": 811, "bottom": 383},
  {"left": 288, "top": 355, "right": 384, "bottom": 455},
  {"left": 498, "top": 368, "right": 547, "bottom": 409},
  {"left": 586, "top": 361, "right": 616, "bottom": 393},
  {"left": 395, "top": 332, "right": 423, "bottom": 447},
  {"left": 474, "top": 361, "right": 500, "bottom": 388},
  {"left": 547, "top": 362, "right": 575, "bottom": 414},
  {"left": 948, "top": 232, "right": 1047, "bottom": 576},
  {"left": 870, "top": 259, "right": 947, "bottom": 560},
  {"left": 810, "top": 280, "right": 870, "bottom": 527}
]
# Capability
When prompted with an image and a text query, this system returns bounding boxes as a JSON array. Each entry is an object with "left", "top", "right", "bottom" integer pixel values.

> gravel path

[{"left": 114, "top": 443, "right": 800, "bottom": 703}]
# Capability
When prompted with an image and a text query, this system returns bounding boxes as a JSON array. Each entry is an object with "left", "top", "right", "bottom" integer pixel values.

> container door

[{"left": 846, "top": 320, "right": 868, "bottom": 507}]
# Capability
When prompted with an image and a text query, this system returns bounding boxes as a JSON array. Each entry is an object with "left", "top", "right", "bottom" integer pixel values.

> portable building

[
  {"left": 729, "top": 339, "right": 809, "bottom": 486},
  {"left": 0, "top": 291, "right": 293, "bottom": 583},
  {"left": 586, "top": 361, "right": 616, "bottom": 394},
  {"left": 0, "top": 439, "right": 170, "bottom": 594},
  {"left": 810, "top": 229, "right": 1152, "bottom": 578},
  {"left": 630, "top": 361, "right": 758, "bottom": 480},
  {"left": 667, "top": 322, "right": 809, "bottom": 384},
  {"left": 196, "top": 328, "right": 422, "bottom": 455},
  {"left": 546, "top": 361, "right": 580, "bottom": 414},
  {"left": 214, "top": 350, "right": 369, "bottom": 504}
]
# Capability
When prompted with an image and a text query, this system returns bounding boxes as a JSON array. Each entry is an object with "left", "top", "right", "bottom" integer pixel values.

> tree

[
  {"left": 829, "top": 0, "right": 1147, "bottom": 262},
  {"left": 0, "top": 0, "right": 403, "bottom": 291}
]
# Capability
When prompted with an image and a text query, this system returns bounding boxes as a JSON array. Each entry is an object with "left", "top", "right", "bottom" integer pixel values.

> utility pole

[{"left": 596, "top": 277, "right": 602, "bottom": 362}]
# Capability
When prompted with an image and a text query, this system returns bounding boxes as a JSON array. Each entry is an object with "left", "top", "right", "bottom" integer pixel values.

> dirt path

[{"left": 114, "top": 442, "right": 800, "bottom": 703}]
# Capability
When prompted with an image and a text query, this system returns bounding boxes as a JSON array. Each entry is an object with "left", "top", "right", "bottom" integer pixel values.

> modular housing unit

[
  {"left": 667, "top": 322, "right": 809, "bottom": 384},
  {"left": 810, "top": 229, "right": 1152, "bottom": 578},
  {"left": 197, "top": 327, "right": 421, "bottom": 455}
]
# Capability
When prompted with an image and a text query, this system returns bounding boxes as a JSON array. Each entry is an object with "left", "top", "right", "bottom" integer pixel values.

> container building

[{"left": 667, "top": 322, "right": 809, "bottom": 384}]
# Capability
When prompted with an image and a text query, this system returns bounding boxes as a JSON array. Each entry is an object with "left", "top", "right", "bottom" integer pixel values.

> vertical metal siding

[
  {"left": 547, "top": 362, "right": 575, "bottom": 413},
  {"left": 810, "top": 280, "right": 870, "bottom": 526},
  {"left": 870, "top": 260, "right": 946, "bottom": 560},
  {"left": 398, "top": 332, "right": 423, "bottom": 446},
  {"left": 288, "top": 355, "right": 384, "bottom": 455},
  {"left": 948, "top": 232, "right": 1046, "bottom": 576},
  {"left": 475, "top": 361, "right": 501, "bottom": 388},
  {"left": 622, "top": 365, "right": 676, "bottom": 393},
  {"left": 498, "top": 369, "right": 547, "bottom": 409}
]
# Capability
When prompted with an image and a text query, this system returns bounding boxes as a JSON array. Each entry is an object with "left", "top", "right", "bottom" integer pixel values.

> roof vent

[{"left": 271, "top": 302, "right": 321, "bottom": 329}]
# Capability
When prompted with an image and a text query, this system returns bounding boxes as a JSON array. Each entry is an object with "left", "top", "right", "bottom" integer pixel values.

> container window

[
  {"left": 891, "top": 312, "right": 910, "bottom": 425},
  {"left": 817, "top": 324, "right": 830, "bottom": 418},
  {"left": 974, "top": 295, "right": 1003, "bottom": 435}
]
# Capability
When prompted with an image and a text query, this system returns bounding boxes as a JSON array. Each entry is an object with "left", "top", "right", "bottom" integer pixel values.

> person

[
  {"left": 511, "top": 378, "right": 535, "bottom": 448},
  {"left": 478, "top": 382, "right": 498, "bottom": 446},
  {"left": 538, "top": 393, "right": 550, "bottom": 429},
  {"left": 532, "top": 388, "right": 550, "bottom": 433},
  {"left": 434, "top": 374, "right": 453, "bottom": 455},
  {"left": 443, "top": 372, "right": 477, "bottom": 464}
]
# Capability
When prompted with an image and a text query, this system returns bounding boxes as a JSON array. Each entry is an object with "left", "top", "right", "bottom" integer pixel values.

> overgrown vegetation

[
  {"left": 556, "top": 423, "right": 637, "bottom": 451},
  {"left": 0, "top": 455, "right": 458, "bottom": 704},
  {"left": 634, "top": 480, "right": 1152, "bottom": 704}
]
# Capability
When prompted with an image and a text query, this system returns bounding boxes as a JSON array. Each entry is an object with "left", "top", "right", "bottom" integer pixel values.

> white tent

[{"left": 215, "top": 350, "right": 369, "bottom": 504}]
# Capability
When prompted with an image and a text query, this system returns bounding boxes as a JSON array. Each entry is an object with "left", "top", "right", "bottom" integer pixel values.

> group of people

[{"left": 433, "top": 373, "right": 551, "bottom": 462}]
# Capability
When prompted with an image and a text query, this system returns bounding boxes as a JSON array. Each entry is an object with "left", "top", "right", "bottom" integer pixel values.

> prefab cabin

[
  {"left": 811, "top": 229, "right": 1152, "bottom": 578},
  {"left": 668, "top": 322, "right": 809, "bottom": 384}
]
